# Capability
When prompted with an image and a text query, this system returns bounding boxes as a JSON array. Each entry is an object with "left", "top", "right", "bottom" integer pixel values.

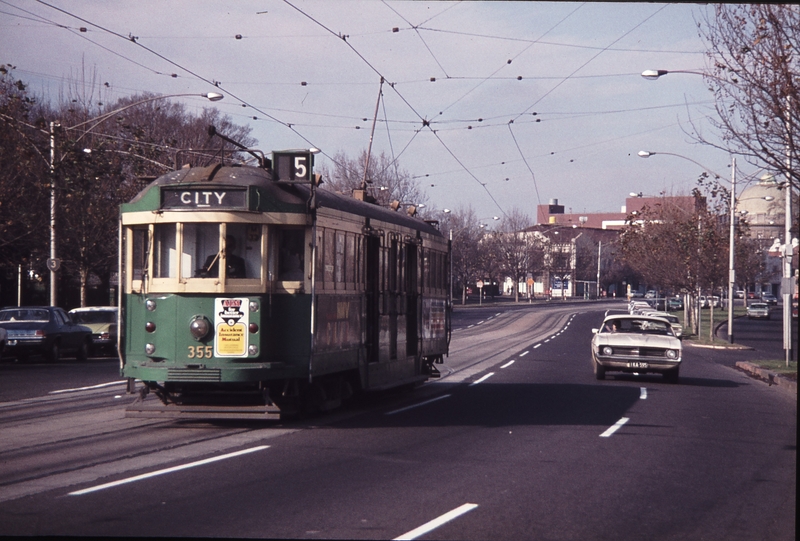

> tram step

[{"left": 125, "top": 402, "right": 282, "bottom": 420}]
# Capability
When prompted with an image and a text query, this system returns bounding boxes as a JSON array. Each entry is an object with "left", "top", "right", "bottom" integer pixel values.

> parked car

[
  {"left": 69, "top": 306, "right": 118, "bottom": 356},
  {"left": 628, "top": 301, "right": 651, "bottom": 314},
  {"left": 747, "top": 291, "right": 757, "bottom": 299},
  {"left": 710, "top": 295, "right": 720, "bottom": 308},
  {"left": 591, "top": 314, "right": 682, "bottom": 383},
  {"left": 0, "top": 306, "right": 92, "bottom": 361},
  {"left": 699, "top": 296, "right": 709, "bottom": 309},
  {"left": 667, "top": 297, "right": 684, "bottom": 311},
  {"left": 647, "top": 311, "right": 683, "bottom": 339},
  {"left": 760, "top": 292, "right": 778, "bottom": 306},
  {"left": 746, "top": 302, "right": 771, "bottom": 320},
  {"left": 0, "top": 326, "right": 6, "bottom": 358},
  {"left": 735, "top": 290, "right": 745, "bottom": 299}
]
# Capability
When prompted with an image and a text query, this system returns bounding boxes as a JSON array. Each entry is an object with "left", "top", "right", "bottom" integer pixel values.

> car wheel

[
  {"left": 594, "top": 360, "right": 606, "bottom": 380},
  {"left": 47, "top": 341, "right": 60, "bottom": 362},
  {"left": 76, "top": 339, "right": 89, "bottom": 362}
]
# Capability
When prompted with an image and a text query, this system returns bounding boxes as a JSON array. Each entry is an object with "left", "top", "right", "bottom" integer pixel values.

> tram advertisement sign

[{"left": 214, "top": 297, "right": 249, "bottom": 357}]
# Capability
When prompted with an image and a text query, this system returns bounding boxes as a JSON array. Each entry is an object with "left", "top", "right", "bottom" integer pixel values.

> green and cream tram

[{"left": 119, "top": 152, "right": 450, "bottom": 418}]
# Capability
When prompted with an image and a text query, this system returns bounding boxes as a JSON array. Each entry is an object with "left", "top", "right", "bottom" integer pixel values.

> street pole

[
  {"left": 596, "top": 241, "right": 602, "bottom": 299},
  {"left": 49, "top": 121, "right": 59, "bottom": 307},
  {"left": 727, "top": 157, "right": 736, "bottom": 343}
]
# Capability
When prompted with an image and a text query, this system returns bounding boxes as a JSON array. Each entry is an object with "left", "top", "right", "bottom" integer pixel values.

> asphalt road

[{"left": 0, "top": 301, "right": 795, "bottom": 539}]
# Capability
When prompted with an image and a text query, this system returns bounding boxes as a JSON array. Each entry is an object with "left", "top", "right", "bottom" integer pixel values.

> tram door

[
  {"left": 365, "top": 236, "right": 380, "bottom": 363},
  {"left": 406, "top": 242, "right": 418, "bottom": 358},
  {"left": 388, "top": 239, "right": 398, "bottom": 360}
]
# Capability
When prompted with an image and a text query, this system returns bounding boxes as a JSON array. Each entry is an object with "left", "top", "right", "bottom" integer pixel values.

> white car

[
  {"left": 591, "top": 314, "right": 682, "bottom": 383},
  {"left": 645, "top": 311, "right": 683, "bottom": 338}
]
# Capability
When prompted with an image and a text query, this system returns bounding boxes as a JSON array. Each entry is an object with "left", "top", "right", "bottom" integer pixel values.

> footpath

[{"left": 709, "top": 318, "right": 797, "bottom": 399}]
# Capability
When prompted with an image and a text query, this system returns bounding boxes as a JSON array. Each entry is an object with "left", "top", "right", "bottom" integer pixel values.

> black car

[{"left": 0, "top": 306, "right": 92, "bottom": 361}]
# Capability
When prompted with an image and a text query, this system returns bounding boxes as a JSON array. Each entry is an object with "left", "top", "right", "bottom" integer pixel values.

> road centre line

[
  {"left": 385, "top": 394, "right": 451, "bottom": 415},
  {"left": 600, "top": 417, "right": 629, "bottom": 438},
  {"left": 49, "top": 381, "right": 128, "bottom": 394},
  {"left": 520, "top": 351, "right": 529, "bottom": 357},
  {"left": 640, "top": 387, "right": 648, "bottom": 399},
  {"left": 500, "top": 360, "right": 515, "bottom": 369},
  {"left": 394, "top": 503, "right": 479, "bottom": 540},
  {"left": 68, "top": 446, "right": 270, "bottom": 496},
  {"left": 469, "top": 372, "right": 495, "bottom": 386},
  {"left": 533, "top": 344, "right": 541, "bottom": 349}
]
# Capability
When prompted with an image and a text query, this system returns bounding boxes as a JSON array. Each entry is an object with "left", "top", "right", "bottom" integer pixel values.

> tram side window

[
  {"left": 323, "top": 229, "right": 335, "bottom": 283},
  {"left": 278, "top": 228, "right": 305, "bottom": 281},
  {"left": 154, "top": 224, "right": 177, "bottom": 278},
  {"left": 345, "top": 234, "right": 355, "bottom": 284},
  {"left": 131, "top": 227, "right": 148, "bottom": 281},
  {"left": 334, "top": 231, "right": 345, "bottom": 284}
]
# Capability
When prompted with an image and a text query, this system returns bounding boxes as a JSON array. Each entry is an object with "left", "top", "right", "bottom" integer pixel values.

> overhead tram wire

[
  {"left": 281, "top": 0, "right": 505, "bottom": 213},
  {"left": 433, "top": 2, "right": 586, "bottom": 120},
  {"left": 503, "top": 3, "right": 668, "bottom": 210},
  {"left": 33, "top": 0, "right": 326, "bottom": 158}
]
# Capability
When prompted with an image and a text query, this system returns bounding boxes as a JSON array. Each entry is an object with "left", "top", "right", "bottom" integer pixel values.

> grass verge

[{"left": 746, "top": 359, "right": 797, "bottom": 380}]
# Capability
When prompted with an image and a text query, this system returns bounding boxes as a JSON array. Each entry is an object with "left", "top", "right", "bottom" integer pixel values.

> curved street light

[
  {"left": 47, "top": 92, "right": 224, "bottom": 306},
  {"left": 638, "top": 149, "right": 737, "bottom": 342}
]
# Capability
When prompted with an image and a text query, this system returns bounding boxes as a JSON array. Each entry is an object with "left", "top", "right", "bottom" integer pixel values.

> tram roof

[{"left": 126, "top": 163, "right": 443, "bottom": 237}]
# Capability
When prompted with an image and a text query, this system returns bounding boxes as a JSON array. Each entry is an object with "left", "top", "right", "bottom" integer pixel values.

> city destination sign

[{"left": 161, "top": 187, "right": 247, "bottom": 210}]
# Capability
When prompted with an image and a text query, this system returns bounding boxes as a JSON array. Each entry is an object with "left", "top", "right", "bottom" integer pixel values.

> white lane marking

[
  {"left": 49, "top": 380, "right": 128, "bottom": 394},
  {"left": 394, "top": 503, "right": 479, "bottom": 540},
  {"left": 640, "top": 387, "right": 648, "bottom": 400},
  {"left": 495, "top": 312, "right": 501, "bottom": 316},
  {"left": 469, "top": 372, "right": 495, "bottom": 386},
  {"left": 69, "top": 445, "right": 270, "bottom": 496},
  {"left": 477, "top": 320, "right": 485, "bottom": 325},
  {"left": 533, "top": 344, "right": 541, "bottom": 349},
  {"left": 386, "top": 394, "right": 451, "bottom": 416},
  {"left": 600, "top": 417, "right": 629, "bottom": 438},
  {"left": 500, "top": 360, "right": 515, "bottom": 369},
  {"left": 519, "top": 351, "right": 529, "bottom": 357},
  {"left": 467, "top": 325, "right": 474, "bottom": 328}
]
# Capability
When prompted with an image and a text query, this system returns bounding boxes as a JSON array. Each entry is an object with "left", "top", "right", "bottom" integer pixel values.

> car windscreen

[
  {"left": 71, "top": 311, "right": 117, "bottom": 324},
  {"left": 0, "top": 309, "right": 49, "bottom": 322},
  {"left": 602, "top": 318, "right": 673, "bottom": 336}
]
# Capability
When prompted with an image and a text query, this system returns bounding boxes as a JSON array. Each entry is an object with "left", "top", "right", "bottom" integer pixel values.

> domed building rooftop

[{"left": 737, "top": 174, "right": 784, "bottom": 241}]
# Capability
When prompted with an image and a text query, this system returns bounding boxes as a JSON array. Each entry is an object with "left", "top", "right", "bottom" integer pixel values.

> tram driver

[{"left": 199, "top": 235, "right": 246, "bottom": 278}]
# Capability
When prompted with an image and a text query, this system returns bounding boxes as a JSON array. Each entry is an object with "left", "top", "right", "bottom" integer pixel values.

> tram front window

[{"left": 182, "top": 223, "right": 258, "bottom": 280}]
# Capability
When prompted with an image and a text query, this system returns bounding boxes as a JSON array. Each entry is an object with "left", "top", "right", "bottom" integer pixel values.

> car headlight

[
  {"left": 666, "top": 349, "right": 678, "bottom": 360},
  {"left": 602, "top": 346, "right": 613, "bottom": 356}
]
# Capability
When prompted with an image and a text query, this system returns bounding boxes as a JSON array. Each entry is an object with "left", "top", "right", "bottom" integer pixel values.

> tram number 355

[
  {"left": 273, "top": 152, "right": 312, "bottom": 182},
  {"left": 187, "top": 345, "right": 214, "bottom": 359}
]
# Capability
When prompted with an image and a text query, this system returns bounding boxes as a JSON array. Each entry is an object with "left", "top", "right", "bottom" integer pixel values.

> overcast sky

[{"left": 1, "top": 1, "right": 756, "bottom": 220}]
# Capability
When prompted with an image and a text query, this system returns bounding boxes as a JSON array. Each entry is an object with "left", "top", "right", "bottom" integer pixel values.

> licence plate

[{"left": 628, "top": 362, "right": 648, "bottom": 368}]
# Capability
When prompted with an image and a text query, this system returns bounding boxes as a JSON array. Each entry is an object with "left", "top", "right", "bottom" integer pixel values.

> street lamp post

[
  {"left": 46, "top": 92, "right": 223, "bottom": 306},
  {"left": 638, "top": 150, "right": 736, "bottom": 340}
]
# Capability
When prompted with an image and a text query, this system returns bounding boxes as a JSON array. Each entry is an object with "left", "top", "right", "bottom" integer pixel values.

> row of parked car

[
  {"left": 627, "top": 300, "right": 684, "bottom": 339},
  {"left": 0, "top": 306, "right": 118, "bottom": 362}
]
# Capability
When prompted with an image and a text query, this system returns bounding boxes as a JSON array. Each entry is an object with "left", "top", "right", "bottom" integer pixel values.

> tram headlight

[
  {"left": 145, "top": 343, "right": 156, "bottom": 355},
  {"left": 189, "top": 316, "right": 211, "bottom": 341},
  {"left": 249, "top": 301, "right": 259, "bottom": 313},
  {"left": 146, "top": 299, "right": 157, "bottom": 311},
  {"left": 248, "top": 344, "right": 259, "bottom": 355}
]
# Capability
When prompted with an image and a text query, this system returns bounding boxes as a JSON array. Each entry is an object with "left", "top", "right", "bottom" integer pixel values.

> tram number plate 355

[
  {"left": 188, "top": 345, "right": 213, "bottom": 359},
  {"left": 627, "top": 362, "right": 648, "bottom": 368}
]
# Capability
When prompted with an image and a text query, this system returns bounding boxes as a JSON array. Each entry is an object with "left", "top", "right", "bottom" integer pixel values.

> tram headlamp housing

[
  {"left": 248, "top": 344, "right": 258, "bottom": 355},
  {"left": 145, "top": 343, "right": 156, "bottom": 355},
  {"left": 146, "top": 299, "right": 157, "bottom": 311},
  {"left": 249, "top": 301, "right": 259, "bottom": 313},
  {"left": 189, "top": 316, "right": 211, "bottom": 341}
]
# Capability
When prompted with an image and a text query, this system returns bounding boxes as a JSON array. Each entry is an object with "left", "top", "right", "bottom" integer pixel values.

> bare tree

[
  {"left": 439, "top": 206, "right": 484, "bottom": 304},
  {"left": 493, "top": 208, "right": 540, "bottom": 302},
  {"left": 318, "top": 150, "right": 427, "bottom": 213},
  {"left": 697, "top": 4, "right": 799, "bottom": 195}
]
